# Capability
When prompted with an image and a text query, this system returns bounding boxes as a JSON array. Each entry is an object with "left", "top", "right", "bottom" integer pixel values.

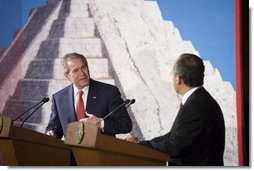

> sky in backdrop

[{"left": 0, "top": 0, "right": 235, "bottom": 89}]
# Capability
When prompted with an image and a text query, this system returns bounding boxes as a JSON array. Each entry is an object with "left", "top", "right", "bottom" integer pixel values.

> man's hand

[
  {"left": 46, "top": 130, "right": 57, "bottom": 138},
  {"left": 79, "top": 113, "right": 102, "bottom": 127},
  {"left": 125, "top": 134, "right": 139, "bottom": 143}
]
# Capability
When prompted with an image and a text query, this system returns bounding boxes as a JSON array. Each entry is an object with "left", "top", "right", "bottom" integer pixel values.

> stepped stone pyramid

[{"left": 0, "top": 0, "right": 237, "bottom": 165}]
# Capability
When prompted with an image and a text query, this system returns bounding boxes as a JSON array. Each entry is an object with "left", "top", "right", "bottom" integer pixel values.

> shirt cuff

[{"left": 100, "top": 119, "right": 104, "bottom": 132}]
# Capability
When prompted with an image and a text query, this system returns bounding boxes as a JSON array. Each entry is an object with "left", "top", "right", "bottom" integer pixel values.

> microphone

[
  {"left": 41, "top": 97, "right": 50, "bottom": 103},
  {"left": 17, "top": 97, "right": 50, "bottom": 127},
  {"left": 100, "top": 99, "right": 130, "bottom": 122},
  {"left": 125, "top": 99, "right": 136, "bottom": 108},
  {"left": 13, "top": 97, "right": 50, "bottom": 121}
]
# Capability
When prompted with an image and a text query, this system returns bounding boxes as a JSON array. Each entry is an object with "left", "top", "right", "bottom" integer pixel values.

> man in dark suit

[
  {"left": 126, "top": 53, "right": 225, "bottom": 166},
  {"left": 45, "top": 53, "right": 132, "bottom": 139}
]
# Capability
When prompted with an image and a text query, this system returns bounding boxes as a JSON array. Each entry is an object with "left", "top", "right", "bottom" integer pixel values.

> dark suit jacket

[
  {"left": 140, "top": 87, "right": 225, "bottom": 166},
  {"left": 46, "top": 79, "right": 132, "bottom": 138}
]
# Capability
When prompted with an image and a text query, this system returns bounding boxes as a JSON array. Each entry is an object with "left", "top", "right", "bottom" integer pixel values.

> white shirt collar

[
  {"left": 73, "top": 85, "right": 89, "bottom": 113},
  {"left": 73, "top": 85, "right": 89, "bottom": 96},
  {"left": 182, "top": 87, "right": 200, "bottom": 105}
]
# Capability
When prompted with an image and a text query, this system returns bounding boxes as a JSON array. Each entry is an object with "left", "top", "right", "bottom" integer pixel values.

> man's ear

[
  {"left": 64, "top": 72, "right": 71, "bottom": 81},
  {"left": 175, "top": 75, "right": 180, "bottom": 85},
  {"left": 176, "top": 75, "right": 185, "bottom": 85}
]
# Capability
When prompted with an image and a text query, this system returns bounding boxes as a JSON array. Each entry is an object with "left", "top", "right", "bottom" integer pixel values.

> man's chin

[{"left": 80, "top": 80, "right": 89, "bottom": 86}]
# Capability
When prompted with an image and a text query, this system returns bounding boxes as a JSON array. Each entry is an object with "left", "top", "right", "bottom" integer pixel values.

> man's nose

[{"left": 79, "top": 69, "right": 86, "bottom": 75}]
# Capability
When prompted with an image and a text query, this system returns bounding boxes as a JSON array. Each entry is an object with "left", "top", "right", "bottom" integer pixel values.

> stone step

[
  {"left": 12, "top": 78, "right": 115, "bottom": 101},
  {"left": 36, "top": 38, "right": 106, "bottom": 59},
  {"left": 57, "top": 0, "right": 89, "bottom": 19},
  {"left": 65, "top": 0, "right": 89, "bottom": 18},
  {"left": 48, "top": 17, "right": 95, "bottom": 39},
  {"left": 25, "top": 57, "right": 111, "bottom": 79},
  {"left": 2, "top": 99, "right": 52, "bottom": 128},
  {"left": 12, "top": 79, "right": 69, "bottom": 101},
  {"left": 2, "top": 99, "right": 50, "bottom": 125}
]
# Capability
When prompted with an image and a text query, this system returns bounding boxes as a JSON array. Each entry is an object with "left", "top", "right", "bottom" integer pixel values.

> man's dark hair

[{"left": 173, "top": 53, "right": 205, "bottom": 87}]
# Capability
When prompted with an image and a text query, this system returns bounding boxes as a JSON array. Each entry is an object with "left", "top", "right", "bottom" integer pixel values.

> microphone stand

[
  {"left": 13, "top": 101, "right": 43, "bottom": 121},
  {"left": 96, "top": 99, "right": 135, "bottom": 126},
  {"left": 101, "top": 99, "right": 130, "bottom": 121},
  {"left": 19, "top": 101, "right": 47, "bottom": 127}
]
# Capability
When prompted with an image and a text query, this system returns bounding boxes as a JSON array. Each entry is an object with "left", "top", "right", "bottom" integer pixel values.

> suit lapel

[
  {"left": 86, "top": 79, "right": 100, "bottom": 113},
  {"left": 62, "top": 85, "right": 76, "bottom": 121}
]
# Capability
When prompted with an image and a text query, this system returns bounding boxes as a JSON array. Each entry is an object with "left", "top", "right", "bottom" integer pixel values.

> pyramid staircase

[{"left": 2, "top": 0, "right": 115, "bottom": 133}]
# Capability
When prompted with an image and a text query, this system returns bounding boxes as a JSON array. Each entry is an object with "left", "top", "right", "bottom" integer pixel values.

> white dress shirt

[
  {"left": 181, "top": 87, "right": 200, "bottom": 105},
  {"left": 73, "top": 85, "right": 89, "bottom": 112},
  {"left": 73, "top": 85, "right": 104, "bottom": 130}
]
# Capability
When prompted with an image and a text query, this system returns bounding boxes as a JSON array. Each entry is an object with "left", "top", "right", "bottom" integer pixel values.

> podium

[
  {"left": 0, "top": 116, "right": 170, "bottom": 166},
  {"left": 0, "top": 116, "right": 71, "bottom": 166},
  {"left": 65, "top": 121, "right": 170, "bottom": 166}
]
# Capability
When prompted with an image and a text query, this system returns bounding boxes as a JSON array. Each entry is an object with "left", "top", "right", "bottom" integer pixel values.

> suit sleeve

[
  {"left": 45, "top": 95, "right": 63, "bottom": 139},
  {"left": 139, "top": 132, "right": 171, "bottom": 151},
  {"left": 140, "top": 106, "right": 203, "bottom": 157},
  {"left": 103, "top": 87, "right": 132, "bottom": 135}
]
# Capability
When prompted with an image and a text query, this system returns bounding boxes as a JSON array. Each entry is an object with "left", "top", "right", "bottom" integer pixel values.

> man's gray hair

[
  {"left": 62, "top": 53, "right": 88, "bottom": 73},
  {"left": 173, "top": 53, "right": 205, "bottom": 87}
]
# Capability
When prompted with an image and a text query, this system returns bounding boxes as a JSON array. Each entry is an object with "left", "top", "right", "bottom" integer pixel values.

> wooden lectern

[
  {"left": 65, "top": 121, "right": 170, "bottom": 166},
  {"left": 0, "top": 116, "right": 71, "bottom": 166}
]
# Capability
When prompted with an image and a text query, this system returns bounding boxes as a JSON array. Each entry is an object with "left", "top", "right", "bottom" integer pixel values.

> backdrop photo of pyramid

[{"left": 0, "top": 0, "right": 238, "bottom": 165}]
